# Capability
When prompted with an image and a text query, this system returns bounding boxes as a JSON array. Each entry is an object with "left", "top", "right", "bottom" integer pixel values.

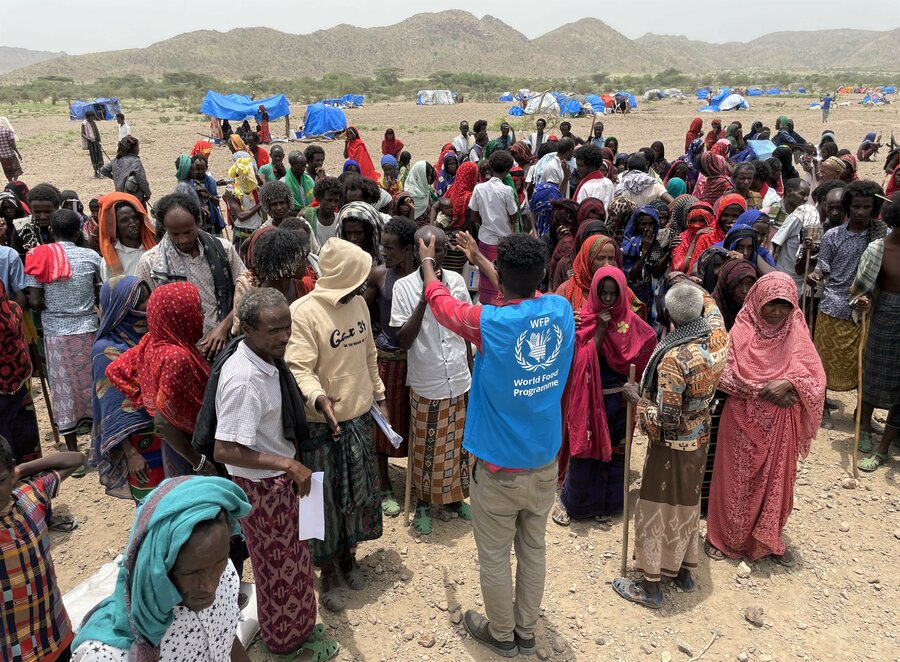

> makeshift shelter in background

[
  {"left": 524, "top": 92, "right": 560, "bottom": 115},
  {"left": 719, "top": 94, "right": 748, "bottom": 111},
  {"left": 885, "top": 86, "right": 897, "bottom": 94},
  {"left": 586, "top": 94, "right": 606, "bottom": 113},
  {"left": 508, "top": 106, "right": 525, "bottom": 116},
  {"left": 695, "top": 87, "right": 712, "bottom": 99},
  {"left": 664, "top": 88, "right": 685, "bottom": 98},
  {"left": 499, "top": 92, "right": 514, "bottom": 101},
  {"left": 747, "top": 88, "right": 764, "bottom": 97},
  {"left": 765, "top": 87, "right": 781, "bottom": 95},
  {"left": 697, "top": 105, "right": 720, "bottom": 113},
  {"left": 69, "top": 98, "right": 121, "bottom": 120},
  {"left": 200, "top": 91, "right": 290, "bottom": 121},
  {"left": 796, "top": 88, "right": 807, "bottom": 93},
  {"left": 644, "top": 89, "right": 664, "bottom": 100},
  {"left": 560, "top": 94, "right": 592, "bottom": 117},
  {"left": 416, "top": 90, "right": 455, "bottom": 105},
  {"left": 321, "top": 95, "right": 364, "bottom": 108},
  {"left": 300, "top": 103, "right": 347, "bottom": 139},
  {"left": 616, "top": 92, "right": 637, "bottom": 108}
]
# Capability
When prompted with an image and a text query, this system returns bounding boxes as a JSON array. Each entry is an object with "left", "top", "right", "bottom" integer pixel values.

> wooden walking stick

[
  {"left": 403, "top": 448, "right": 413, "bottom": 526},
  {"left": 620, "top": 363, "right": 637, "bottom": 576},
  {"left": 851, "top": 311, "right": 868, "bottom": 480}
]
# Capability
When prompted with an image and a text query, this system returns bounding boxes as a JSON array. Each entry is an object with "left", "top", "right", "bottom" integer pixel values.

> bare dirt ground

[{"left": 5, "top": 96, "right": 900, "bottom": 662}]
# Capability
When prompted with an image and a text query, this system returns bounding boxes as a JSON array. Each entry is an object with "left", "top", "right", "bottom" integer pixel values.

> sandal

[
  {"left": 858, "top": 432, "right": 874, "bottom": 454},
  {"left": 319, "top": 573, "right": 344, "bottom": 612},
  {"left": 71, "top": 463, "right": 87, "bottom": 478},
  {"left": 381, "top": 491, "right": 401, "bottom": 517},
  {"left": 673, "top": 571, "right": 695, "bottom": 592},
  {"left": 858, "top": 452, "right": 888, "bottom": 472},
  {"left": 820, "top": 410, "right": 834, "bottom": 430},
  {"left": 340, "top": 558, "right": 366, "bottom": 591},
  {"left": 551, "top": 500, "right": 570, "bottom": 527},
  {"left": 413, "top": 505, "right": 433, "bottom": 535},
  {"left": 704, "top": 540, "right": 725, "bottom": 561},
  {"left": 612, "top": 578, "right": 663, "bottom": 609},
  {"left": 48, "top": 515, "right": 78, "bottom": 533},
  {"left": 301, "top": 639, "right": 340, "bottom": 662},
  {"left": 771, "top": 546, "right": 797, "bottom": 568},
  {"left": 445, "top": 501, "right": 473, "bottom": 521}
]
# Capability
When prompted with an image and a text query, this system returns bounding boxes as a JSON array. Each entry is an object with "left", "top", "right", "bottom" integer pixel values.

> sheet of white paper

[
  {"left": 299, "top": 471, "right": 325, "bottom": 541},
  {"left": 370, "top": 403, "right": 403, "bottom": 448}
]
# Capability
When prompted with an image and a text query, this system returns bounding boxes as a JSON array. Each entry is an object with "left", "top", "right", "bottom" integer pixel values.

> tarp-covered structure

[
  {"left": 560, "top": 94, "right": 593, "bottom": 117},
  {"left": 719, "top": 94, "right": 748, "bottom": 111},
  {"left": 747, "top": 88, "right": 764, "bottom": 97},
  {"left": 300, "top": 103, "right": 347, "bottom": 139},
  {"left": 586, "top": 94, "right": 606, "bottom": 113},
  {"left": 322, "top": 94, "right": 364, "bottom": 108},
  {"left": 524, "top": 93, "right": 560, "bottom": 115},
  {"left": 69, "top": 98, "right": 121, "bottom": 121},
  {"left": 417, "top": 90, "right": 455, "bottom": 105},
  {"left": 499, "top": 92, "right": 514, "bottom": 102},
  {"left": 200, "top": 91, "right": 291, "bottom": 121}
]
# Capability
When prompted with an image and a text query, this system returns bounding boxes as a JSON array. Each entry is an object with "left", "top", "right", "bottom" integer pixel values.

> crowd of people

[{"left": 0, "top": 106, "right": 898, "bottom": 661}]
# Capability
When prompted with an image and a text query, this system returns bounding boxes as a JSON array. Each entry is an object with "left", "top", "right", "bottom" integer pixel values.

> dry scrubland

[{"left": 5, "top": 96, "right": 900, "bottom": 662}]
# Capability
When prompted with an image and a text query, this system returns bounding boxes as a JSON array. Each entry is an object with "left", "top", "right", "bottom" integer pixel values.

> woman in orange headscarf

[
  {"left": 343, "top": 126, "right": 379, "bottom": 181},
  {"left": 97, "top": 192, "right": 157, "bottom": 281}
]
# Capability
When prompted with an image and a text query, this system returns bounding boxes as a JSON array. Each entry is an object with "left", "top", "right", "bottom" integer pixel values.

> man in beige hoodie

[{"left": 286, "top": 237, "right": 388, "bottom": 612}]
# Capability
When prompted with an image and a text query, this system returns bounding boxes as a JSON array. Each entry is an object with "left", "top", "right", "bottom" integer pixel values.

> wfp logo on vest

[{"left": 515, "top": 317, "right": 563, "bottom": 373}]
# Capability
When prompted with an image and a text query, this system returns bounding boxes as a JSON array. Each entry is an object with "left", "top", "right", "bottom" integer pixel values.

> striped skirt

[
  {"left": 301, "top": 415, "right": 383, "bottom": 566},
  {"left": 814, "top": 312, "right": 863, "bottom": 392},
  {"left": 862, "top": 291, "right": 900, "bottom": 411},
  {"left": 374, "top": 349, "right": 409, "bottom": 457},
  {"left": 233, "top": 474, "right": 317, "bottom": 654},
  {"left": 410, "top": 390, "right": 469, "bottom": 505},
  {"left": 44, "top": 332, "right": 94, "bottom": 433},
  {"left": 633, "top": 441, "right": 708, "bottom": 582}
]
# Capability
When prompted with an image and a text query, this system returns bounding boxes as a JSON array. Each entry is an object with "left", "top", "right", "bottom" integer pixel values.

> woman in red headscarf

[
  {"left": 672, "top": 202, "right": 716, "bottom": 273},
  {"left": 381, "top": 128, "right": 404, "bottom": 158},
  {"left": 685, "top": 117, "right": 703, "bottom": 152},
  {"left": 554, "top": 267, "right": 656, "bottom": 525},
  {"left": 691, "top": 193, "right": 747, "bottom": 261},
  {"left": 706, "top": 273, "right": 825, "bottom": 564},
  {"left": 106, "top": 282, "right": 213, "bottom": 477},
  {"left": 343, "top": 126, "right": 379, "bottom": 181},
  {"left": 704, "top": 119, "right": 725, "bottom": 151}
]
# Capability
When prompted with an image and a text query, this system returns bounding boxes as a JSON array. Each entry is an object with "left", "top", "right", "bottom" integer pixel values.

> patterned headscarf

[
  {"left": 106, "top": 282, "right": 210, "bottom": 433},
  {"left": 336, "top": 201, "right": 383, "bottom": 262}
]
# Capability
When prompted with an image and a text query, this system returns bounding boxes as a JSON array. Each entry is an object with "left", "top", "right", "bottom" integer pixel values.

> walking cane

[
  {"left": 851, "top": 311, "right": 868, "bottom": 480},
  {"left": 800, "top": 249, "right": 811, "bottom": 319},
  {"left": 403, "top": 452, "right": 413, "bottom": 526},
  {"left": 620, "top": 363, "right": 637, "bottom": 576}
]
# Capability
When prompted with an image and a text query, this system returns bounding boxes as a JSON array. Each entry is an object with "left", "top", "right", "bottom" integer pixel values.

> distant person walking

[
  {"left": 821, "top": 93, "right": 833, "bottom": 124},
  {"left": 0, "top": 116, "right": 23, "bottom": 182},
  {"left": 81, "top": 111, "right": 104, "bottom": 178},
  {"left": 116, "top": 112, "right": 131, "bottom": 140}
]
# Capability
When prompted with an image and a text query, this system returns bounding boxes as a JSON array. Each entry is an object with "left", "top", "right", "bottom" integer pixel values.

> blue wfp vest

[{"left": 463, "top": 295, "right": 575, "bottom": 469}]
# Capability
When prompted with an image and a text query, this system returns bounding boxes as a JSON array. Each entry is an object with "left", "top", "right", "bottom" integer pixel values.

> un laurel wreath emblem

[{"left": 515, "top": 325, "right": 563, "bottom": 372}]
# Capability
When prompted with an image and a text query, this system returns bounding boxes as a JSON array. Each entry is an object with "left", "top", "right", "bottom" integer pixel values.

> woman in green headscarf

[
  {"left": 173, "top": 154, "right": 202, "bottom": 211},
  {"left": 402, "top": 160, "right": 436, "bottom": 224}
]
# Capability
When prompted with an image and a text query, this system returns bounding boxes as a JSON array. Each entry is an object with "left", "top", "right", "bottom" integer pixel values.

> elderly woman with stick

[{"left": 614, "top": 280, "right": 727, "bottom": 609}]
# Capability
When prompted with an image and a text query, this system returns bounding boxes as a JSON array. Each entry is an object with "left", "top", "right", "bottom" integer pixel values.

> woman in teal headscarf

[
  {"left": 73, "top": 477, "right": 253, "bottom": 661},
  {"left": 665, "top": 177, "right": 687, "bottom": 198}
]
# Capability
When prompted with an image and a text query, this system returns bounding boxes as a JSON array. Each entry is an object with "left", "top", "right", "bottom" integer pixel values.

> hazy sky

[{"left": 4, "top": 0, "right": 899, "bottom": 55}]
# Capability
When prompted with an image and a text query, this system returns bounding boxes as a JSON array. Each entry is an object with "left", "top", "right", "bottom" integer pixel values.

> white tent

[
  {"left": 719, "top": 94, "right": 749, "bottom": 111},
  {"left": 524, "top": 93, "right": 559, "bottom": 115},
  {"left": 416, "top": 90, "right": 455, "bottom": 105}
]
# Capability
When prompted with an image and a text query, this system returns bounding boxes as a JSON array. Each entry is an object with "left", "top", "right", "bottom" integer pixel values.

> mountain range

[
  {"left": 0, "top": 46, "right": 66, "bottom": 75},
  {"left": 3, "top": 12, "right": 899, "bottom": 81}
]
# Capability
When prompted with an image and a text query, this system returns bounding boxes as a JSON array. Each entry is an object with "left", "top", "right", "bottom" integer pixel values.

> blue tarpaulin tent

[
  {"left": 200, "top": 91, "right": 291, "bottom": 121},
  {"left": 300, "top": 103, "right": 347, "bottom": 139},
  {"left": 885, "top": 86, "right": 897, "bottom": 94},
  {"left": 617, "top": 92, "right": 637, "bottom": 108},
  {"left": 508, "top": 106, "right": 525, "bottom": 116},
  {"left": 560, "top": 100, "right": 582, "bottom": 116},
  {"left": 586, "top": 94, "right": 606, "bottom": 113},
  {"left": 499, "top": 92, "right": 514, "bottom": 102},
  {"left": 69, "top": 97, "right": 121, "bottom": 120},
  {"left": 747, "top": 88, "right": 764, "bottom": 97},
  {"left": 765, "top": 87, "right": 781, "bottom": 95},
  {"left": 711, "top": 89, "right": 730, "bottom": 106}
]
